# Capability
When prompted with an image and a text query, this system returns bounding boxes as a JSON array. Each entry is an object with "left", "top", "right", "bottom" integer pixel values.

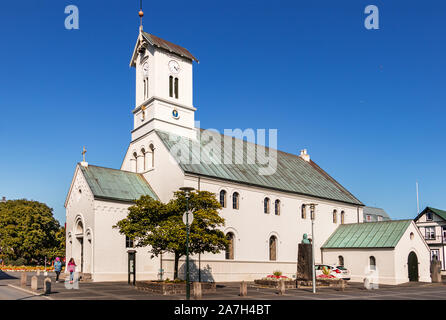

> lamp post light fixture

[
  {"left": 305, "top": 203, "right": 318, "bottom": 294},
  {"left": 180, "top": 186, "right": 195, "bottom": 300}
]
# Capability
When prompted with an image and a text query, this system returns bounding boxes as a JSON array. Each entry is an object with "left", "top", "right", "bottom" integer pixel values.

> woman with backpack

[{"left": 54, "top": 257, "right": 63, "bottom": 283}]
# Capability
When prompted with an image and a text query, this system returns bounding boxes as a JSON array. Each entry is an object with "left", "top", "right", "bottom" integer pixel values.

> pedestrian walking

[
  {"left": 67, "top": 258, "right": 76, "bottom": 284},
  {"left": 54, "top": 257, "right": 62, "bottom": 283}
]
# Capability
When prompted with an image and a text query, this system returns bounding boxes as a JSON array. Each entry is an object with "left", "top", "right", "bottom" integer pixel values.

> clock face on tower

[
  {"left": 142, "top": 62, "right": 149, "bottom": 77},
  {"left": 168, "top": 60, "right": 180, "bottom": 74}
]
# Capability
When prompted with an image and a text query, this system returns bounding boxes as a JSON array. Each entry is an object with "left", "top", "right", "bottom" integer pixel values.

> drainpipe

[
  {"left": 357, "top": 206, "right": 360, "bottom": 223},
  {"left": 442, "top": 228, "right": 445, "bottom": 271}
]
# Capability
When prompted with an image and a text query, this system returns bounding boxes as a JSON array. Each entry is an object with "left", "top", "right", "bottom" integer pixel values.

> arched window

[
  {"left": 232, "top": 192, "right": 239, "bottom": 210},
  {"left": 338, "top": 255, "right": 344, "bottom": 266},
  {"left": 269, "top": 236, "right": 277, "bottom": 261},
  {"left": 174, "top": 78, "right": 179, "bottom": 99},
  {"left": 341, "top": 211, "right": 345, "bottom": 224},
  {"left": 264, "top": 198, "right": 270, "bottom": 214},
  {"left": 132, "top": 152, "right": 138, "bottom": 173},
  {"left": 369, "top": 256, "right": 376, "bottom": 270},
  {"left": 141, "top": 148, "right": 146, "bottom": 171},
  {"left": 225, "top": 233, "right": 235, "bottom": 260},
  {"left": 169, "top": 76, "right": 173, "bottom": 97},
  {"left": 275, "top": 200, "right": 281, "bottom": 216},
  {"left": 333, "top": 210, "right": 337, "bottom": 224},
  {"left": 144, "top": 77, "right": 149, "bottom": 99},
  {"left": 149, "top": 144, "right": 155, "bottom": 168},
  {"left": 219, "top": 190, "right": 227, "bottom": 208},
  {"left": 301, "top": 204, "right": 307, "bottom": 219}
]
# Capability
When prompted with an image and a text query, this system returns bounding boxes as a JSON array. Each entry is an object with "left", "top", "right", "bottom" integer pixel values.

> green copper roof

[
  {"left": 79, "top": 164, "right": 158, "bottom": 203},
  {"left": 322, "top": 220, "right": 412, "bottom": 249},
  {"left": 156, "top": 130, "right": 362, "bottom": 206}
]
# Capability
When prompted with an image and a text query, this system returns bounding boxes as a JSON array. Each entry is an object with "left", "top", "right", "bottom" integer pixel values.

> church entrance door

[
  {"left": 408, "top": 251, "right": 419, "bottom": 282},
  {"left": 76, "top": 236, "right": 84, "bottom": 273}
]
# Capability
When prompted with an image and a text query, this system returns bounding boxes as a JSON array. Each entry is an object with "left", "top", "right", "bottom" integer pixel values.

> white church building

[{"left": 65, "top": 26, "right": 431, "bottom": 285}]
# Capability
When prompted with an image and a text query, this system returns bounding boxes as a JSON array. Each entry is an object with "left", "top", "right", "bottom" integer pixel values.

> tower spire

[{"left": 139, "top": 0, "right": 144, "bottom": 31}]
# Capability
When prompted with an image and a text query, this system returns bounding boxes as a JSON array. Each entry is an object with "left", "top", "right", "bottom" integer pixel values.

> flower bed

[
  {"left": 317, "top": 274, "right": 336, "bottom": 279},
  {"left": 136, "top": 281, "right": 216, "bottom": 295},
  {"left": 254, "top": 279, "right": 297, "bottom": 288},
  {"left": 266, "top": 275, "right": 289, "bottom": 280},
  {"left": 0, "top": 265, "right": 64, "bottom": 272}
]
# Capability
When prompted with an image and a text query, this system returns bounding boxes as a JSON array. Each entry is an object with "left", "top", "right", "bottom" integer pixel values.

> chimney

[{"left": 299, "top": 149, "right": 310, "bottom": 162}]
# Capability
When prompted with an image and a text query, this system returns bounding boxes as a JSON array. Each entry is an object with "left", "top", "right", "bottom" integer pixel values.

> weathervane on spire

[{"left": 139, "top": 0, "right": 144, "bottom": 31}]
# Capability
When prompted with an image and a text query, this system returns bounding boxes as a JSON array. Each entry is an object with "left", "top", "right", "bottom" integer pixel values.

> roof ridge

[{"left": 78, "top": 163, "right": 143, "bottom": 175}]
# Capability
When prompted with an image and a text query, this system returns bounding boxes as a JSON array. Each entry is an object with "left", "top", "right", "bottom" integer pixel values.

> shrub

[
  {"left": 11, "top": 258, "right": 26, "bottom": 266},
  {"left": 273, "top": 270, "right": 282, "bottom": 277}
]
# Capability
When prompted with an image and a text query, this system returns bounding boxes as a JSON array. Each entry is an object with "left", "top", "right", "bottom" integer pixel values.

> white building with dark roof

[
  {"left": 363, "top": 206, "right": 391, "bottom": 223},
  {"left": 414, "top": 207, "right": 446, "bottom": 274},
  {"left": 65, "top": 26, "right": 431, "bottom": 284}
]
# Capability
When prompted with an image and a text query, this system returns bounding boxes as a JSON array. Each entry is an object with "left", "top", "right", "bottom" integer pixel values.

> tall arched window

[
  {"left": 219, "top": 190, "right": 227, "bottom": 208},
  {"left": 174, "top": 77, "right": 179, "bottom": 99},
  {"left": 275, "top": 200, "right": 281, "bottom": 216},
  {"left": 369, "top": 256, "right": 376, "bottom": 270},
  {"left": 301, "top": 204, "right": 307, "bottom": 219},
  {"left": 133, "top": 152, "right": 138, "bottom": 173},
  {"left": 169, "top": 76, "right": 173, "bottom": 97},
  {"left": 341, "top": 211, "right": 345, "bottom": 224},
  {"left": 333, "top": 210, "right": 337, "bottom": 224},
  {"left": 225, "top": 233, "right": 234, "bottom": 260},
  {"left": 264, "top": 198, "right": 270, "bottom": 214},
  {"left": 144, "top": 77, "right": 149, "bottom": 99},
  {"left": 338, "top": 255, "right": 344, "bottom": 266},
  {"left": 232, "top": 192, "right": 239, "bottom": 210},
  {"left": 269, "top": 236, "right": 277, "bottom": 261},
  {"left": 141, "top": 148, "right": 146, "bottom": 172},
  {"left": 149, "top": 144, "right": 155, "bottom": 168}
]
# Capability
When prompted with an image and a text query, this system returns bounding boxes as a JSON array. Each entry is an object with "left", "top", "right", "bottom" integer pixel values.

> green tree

[
  {"left": 0, "top": 199, "right": 64, "bottom": 265},
  {"left": 114, "top": 190, "right": 228, "bottom": 279}
]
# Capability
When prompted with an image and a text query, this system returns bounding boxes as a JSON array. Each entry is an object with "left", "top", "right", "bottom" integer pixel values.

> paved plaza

[{"left": 1, "top": 271, "right": 446, "bottom": 300}]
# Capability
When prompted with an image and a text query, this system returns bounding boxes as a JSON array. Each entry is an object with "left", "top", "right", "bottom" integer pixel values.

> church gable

[{"left": 65, "top": 165, "right": 95, "bottom": 209}]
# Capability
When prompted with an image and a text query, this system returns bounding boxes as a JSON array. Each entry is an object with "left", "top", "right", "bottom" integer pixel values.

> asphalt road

[{"left": 0, "top": 284, "right": 47, "bottom": 300}]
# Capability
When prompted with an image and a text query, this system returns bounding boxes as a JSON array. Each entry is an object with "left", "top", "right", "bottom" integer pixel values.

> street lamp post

[
  {"left": 180, "top": 187, "right": 195, "bottom": 300},
  {"left": 306, "top": 203, "right": 318, "bottom": 294}
]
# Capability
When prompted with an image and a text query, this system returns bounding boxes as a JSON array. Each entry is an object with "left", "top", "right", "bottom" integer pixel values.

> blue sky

[{"left": 0, "top": 0, "right": 445, "bottom": 223}]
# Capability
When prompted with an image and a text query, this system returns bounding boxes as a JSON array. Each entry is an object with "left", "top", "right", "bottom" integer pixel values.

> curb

[{"left": 7, "top": 284, "right": 53, "bottom": 300}]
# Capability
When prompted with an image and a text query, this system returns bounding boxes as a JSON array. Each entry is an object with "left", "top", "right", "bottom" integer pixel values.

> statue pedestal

[{"left": 297, "top": 243, "right": 312, "bottom": 280}]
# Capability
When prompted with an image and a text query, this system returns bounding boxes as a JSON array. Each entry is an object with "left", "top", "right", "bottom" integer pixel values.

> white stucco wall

[
  {"left": 394, "top": 222, "right": 431, "bottom": 283},
  {"left": 65, "top": 165, "right": 95, "bottom": 274},
  {"left": 321, "top": 222, "right": 431, "bottom": 285},
  {"left": 322, "top": 248, "right": 396, "bottom": 284},
  {"left": 92, "top": 199, "right": 161, "bottom": 282}
]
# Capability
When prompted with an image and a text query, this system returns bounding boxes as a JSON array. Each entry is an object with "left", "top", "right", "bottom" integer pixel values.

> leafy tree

[
  {"left": 114, "top": 190, "right": 228, "bottom": 279},
  {"left": 0, "top": 199, "right": 64, "bottom": 265}
]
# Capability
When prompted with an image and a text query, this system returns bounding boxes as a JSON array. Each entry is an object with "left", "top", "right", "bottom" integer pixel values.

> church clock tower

[{"left": 129, "top": 28, "right": 199, "bottom": 141}]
